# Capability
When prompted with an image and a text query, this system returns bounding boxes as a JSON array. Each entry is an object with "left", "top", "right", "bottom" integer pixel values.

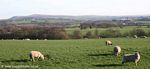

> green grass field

[{"left": 0, "top": 38, "right": 150, "bottom": 69}]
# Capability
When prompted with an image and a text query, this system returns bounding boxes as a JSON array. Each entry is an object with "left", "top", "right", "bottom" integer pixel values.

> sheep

[
  {"left": 134, "top": 35, "right": 138, "bottom": 38},
  {"left": 44, "top": 39, "right": 47, "bottom": 40},
  {"left": 29, "top": 51, "right": 44, "bottom": 62},
  {"left": 114, "top": 46, "right": 121, "bottom": 56},
  {"left": 140, "top": 36, "right": 148, "bottom": 38},
  {"left": 143, "top": 36, "right": 148, "bottom": 38},
  {"left": 122, "top": 52, "right": 140, "bottom": 65},
  {"left": 105, "top": 40, "right": 112, "bottom": 46},
  {"left": 25, "top": 38, "right": 30, "bottom": 40}
]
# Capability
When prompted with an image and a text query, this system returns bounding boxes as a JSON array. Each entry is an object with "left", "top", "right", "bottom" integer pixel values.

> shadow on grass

[
  {"left": 1, "top": 59, "right": 29, "bottom": 63},
  {"left": 93, "top": 64, "right": 123, "bottom": 67},
  {"left": 88, "top": 53, "right": 113, "bottom": 56}
]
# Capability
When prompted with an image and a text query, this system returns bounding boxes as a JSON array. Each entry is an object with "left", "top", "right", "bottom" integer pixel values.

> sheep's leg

[
  {"left": 32, "top": 58, "right": 35, "bottom": 62},
  {"left": 32, "top": 56, "right": 35, "bottom": 62},
  {"left": 114, "top": 53, "right": 117, "bottom": 56},
  {"left": 116, "top": 53, "right": 118, "bottom": 56},
  {"left": 29, "top": 54, "right": 33, "bottom": 61},
  {"left": 122, "top": 61, "right": 124, "bottom": 64},
  {"left": 114, "top": 52, "right": 116, "bottom": 56},
  {"left": 30, "top": 58, "right": 32, "bottom": 61},
  {"left": 122, "top": 59, "right": 125, "bottom": 64},
  {"left": 105, "top": 42, "right": 107, "bottom": 46},
  {"left": 135, "top": 61, "right": 138, "bottom": 66},
  {"left": 38, "top": 56, "right": 40, "bottom": 61},
  {"left": 114, "top": 52, "right": 118, "bottom": 56},
  {"left": 135, "top": 62, "right": 137, "bottom": 66}
]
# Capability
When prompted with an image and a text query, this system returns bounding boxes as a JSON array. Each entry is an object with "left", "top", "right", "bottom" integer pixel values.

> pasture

[{"left": 0, "top": 38, "right": 150, "bottom": 69}]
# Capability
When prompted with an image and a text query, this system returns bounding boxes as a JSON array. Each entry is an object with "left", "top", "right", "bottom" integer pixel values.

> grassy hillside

[{"left": 0, "top": 38, "right": 150, "bottom": 69}]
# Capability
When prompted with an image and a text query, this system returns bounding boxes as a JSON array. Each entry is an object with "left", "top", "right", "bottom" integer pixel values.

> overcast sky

[{"left": 0, "top": 0, "right": 150, "bottom": 19}]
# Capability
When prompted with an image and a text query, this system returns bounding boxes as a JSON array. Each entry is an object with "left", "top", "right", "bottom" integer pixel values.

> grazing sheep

[
  {"left": 29, "top": 51, "right": 44, "bottom": 62},
  {"left": 122, "top": 52, "right": 140, "bottom": 65},
  {"left": 25, "top": 38, "right": 30, "bottom": 40},
  {"left": 105, "top": 40, "right": 112, "bottom": 46},
  {"left": 134, "top": 35, "right": 138, "bottom": 38},
  {"left": 144, "top": 36, "right": 147, "bottom": 38},
  {"left": 114, "top": 46, "right": 121, "bottom": 56},
  {"left": 44, "top": 39, "right": 47, "bottom": 40},
  {"left": 141, "top": 36, "right": 148, "bottom": 38}
]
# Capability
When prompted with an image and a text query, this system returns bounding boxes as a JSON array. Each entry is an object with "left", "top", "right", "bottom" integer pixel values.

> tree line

[
  {"left": 0, "top": 24, "right": 150, "bottom": 40},
  {"left": 0, "top": 25, "right": 68, "bottom": 40}
]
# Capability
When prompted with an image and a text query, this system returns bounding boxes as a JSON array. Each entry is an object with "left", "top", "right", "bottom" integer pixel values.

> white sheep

[
  {"left": 143, "top": 36, "right": 147, "bottom": 38},
  {"left": 114, "top": 46, "right": 121, "bottom": 56},
  {"left": 105, "top": 40, "right": 112, "bottom": 46},
  {"left": 25, "top": 38, "right": 30, "bottom": 40},
  {"left": 44, "top": 39, "right": 47, "bottom": 40},
  {"left": 29, "top": 51, "right": 44, "bottom": 62},
  {"left": 134, "top": 35, "right": 138, "bottom": 38},
  {"left": 122, "top": 52, "right": 140, "bottom": 65}
]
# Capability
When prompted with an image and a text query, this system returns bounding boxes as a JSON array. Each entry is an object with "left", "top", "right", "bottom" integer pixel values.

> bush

[
  {"left": 100, "top": 29, "right": 121, "bottom": 38},
  {"left": 71, "top": 30, "right": 82, "bottom": 39},
  {"left": 147, "top": 30, "right": 150, "bottom": 37},
  {"left": 94, "top": 28, "right": 99, "bottom": 38},
  {"left": 129, "top": 28, "right": 146, "bottom": 37},
  {"left": 47, "top": 27, "right": 69, "bottom": 39},
  {"left": 147, "top": 25, "right": 150, "bottom": 28},
  {"left": 84, "top": 31, "right": 93, "bottom": 38},
  {"left": 96, "top": 23, "right": 118, "bottom": 28},
  {"left": 122, "top": 32, "right": 130, "bottom": 37}
]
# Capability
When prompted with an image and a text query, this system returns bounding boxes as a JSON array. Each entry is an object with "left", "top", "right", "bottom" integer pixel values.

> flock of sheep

[
  {"left": 106, "top": 40, "right": 140, "bottom": 65},
  {"left": 29, "top": 40, "right": 140, "bottom": 66},
  {"left": 134, "top": 35, "right": 148, "bottom": 38}
]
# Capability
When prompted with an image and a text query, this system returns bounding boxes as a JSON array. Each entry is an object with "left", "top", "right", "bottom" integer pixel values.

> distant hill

[
  {"left": 8, "top": 14, "right": 129, "bottom": 21},
  {"left": 9, "top": 14, "right": 150, "bottom": 21},
  {"left": 0, "top": 14, "right": 150, "bottom": 28},
  {"left": 0, "top": 14, "right": 148, "bottom": 25}
]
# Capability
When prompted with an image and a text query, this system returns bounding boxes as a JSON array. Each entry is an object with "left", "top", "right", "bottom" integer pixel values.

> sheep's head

[
  {"left": 44, "top": 54, "right": 50, "bottom": 60},
  {"left": 135, "top": 52, "right": 140, "bottom": 56},
  {"left": 40, "top": 55, "right": 44, "bottom": 60}
]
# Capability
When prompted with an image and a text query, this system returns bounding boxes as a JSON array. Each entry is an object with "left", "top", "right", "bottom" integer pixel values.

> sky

[{"left": 0, "top": 0, "right": 150, "bottom": 19}]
